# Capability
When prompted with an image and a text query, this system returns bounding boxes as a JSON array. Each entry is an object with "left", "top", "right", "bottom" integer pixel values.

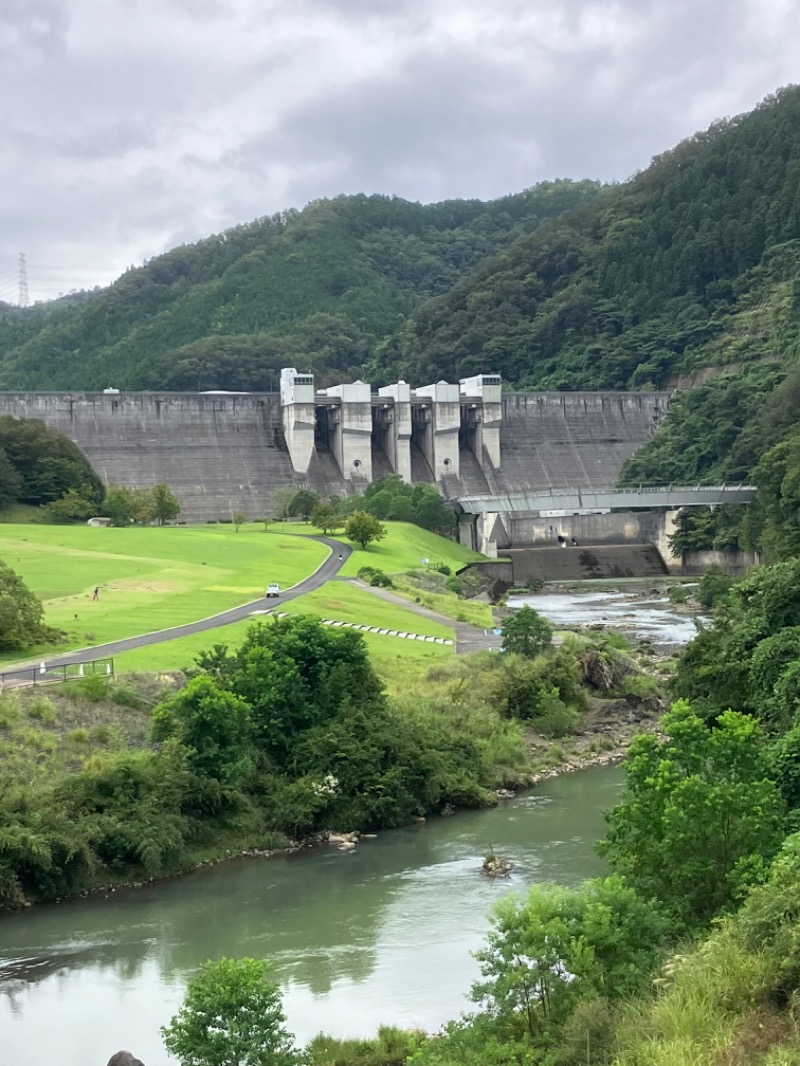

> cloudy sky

[{"left": 1, "top": 0, "right": 798, "bottom": 303}]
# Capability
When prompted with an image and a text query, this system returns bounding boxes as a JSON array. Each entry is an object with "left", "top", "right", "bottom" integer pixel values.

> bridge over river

[{"left": 456, "top": 484, "right": 756, "bottom": 514}]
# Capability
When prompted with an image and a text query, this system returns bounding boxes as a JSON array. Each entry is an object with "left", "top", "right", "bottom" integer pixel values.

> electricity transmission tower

[{"left": 18, "top": 252, "right": 29, "bottom": 308}]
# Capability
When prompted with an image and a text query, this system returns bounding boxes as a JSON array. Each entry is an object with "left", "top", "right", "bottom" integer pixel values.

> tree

[
  {"left": 472, "top": 877, "right": 666, "bottom": 1047},
  {"left": 151, "top": 483, "right": 180, "bottom": 525},
  {"left": 0, "top": 559, "right": 60, "bottom": 651},
  {"left": 195, "top": 615, "right": 384, "bottom": 768},
  {"left": 310, "top": 503, "right": 339, "bottom": 534},
  {"left": 42, "top": 487, "right": 96, "bottom": 523},
  {"left": 0, "top": 416, "right": 104, "bottom": 506},
  {"left": 289, "top": 489, "right": 319, "bottom": 522},
  {"left": 102, "top": 486, "right": 149, "bottom": 526},
  {"left": 273, "top": 487, "right": 297, "bottom": 522},
  {"left": 600, "top": 700, "right": 784, "bottom": 928},
  {"left": 344, "top": 510, "right": 386, "bottom": 550},
  {"left": 232, "top": 512, "right": 247, "bottom": 532},
  {"left": 151, "top": 676, "right": 253, "bottom": 787},
  {"left": 161, "top": 957, "right": 301, "bottom": 1066},
  {"left": 0, "top": 447, "right": 22, "bottom": 508},
  {"left": 102, "top": 486, "right": 132, "bottom": 526},
  {"left": 501, "top": 605, "right": 553, "bottom": 657}
]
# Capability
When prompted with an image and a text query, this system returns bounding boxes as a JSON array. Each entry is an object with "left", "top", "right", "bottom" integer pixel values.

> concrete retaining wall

[
  {"left": 508, "top": 511, "right": 662, "bottom": 545},
  {"left": 0, "top": 392, "right": 303, "bottom": 522},
  {"left": 506, "top": 544, "right": 669, "bottom": 582},
  {"left": 679, "top": 548, "right": 761, "bottom": 575}
]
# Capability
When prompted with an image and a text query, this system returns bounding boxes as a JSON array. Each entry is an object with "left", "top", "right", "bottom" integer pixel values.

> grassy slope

[
  {"left": 112, "top": 584, "right": 454, "bottom": 688},
  {"left": 0, "top": 525, "right": 328, "bottom": 662},
  {"left": 279, "top": 582, "right": 453, "bottom": 637},
  {"left": 0, "top": 521, "right": 477, "bottom": 678},
  {"left": 302, "top": 521, "right": 483, "bottom": 577}
]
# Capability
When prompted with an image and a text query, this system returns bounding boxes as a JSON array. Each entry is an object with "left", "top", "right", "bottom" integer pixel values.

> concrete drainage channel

[{"left": 251, "top": 610, "right": 454, "bottom": 645}]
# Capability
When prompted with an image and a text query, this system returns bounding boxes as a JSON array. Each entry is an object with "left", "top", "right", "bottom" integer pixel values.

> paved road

[{"left": 26, "top": 537, "right": 353, "bottom": 671}]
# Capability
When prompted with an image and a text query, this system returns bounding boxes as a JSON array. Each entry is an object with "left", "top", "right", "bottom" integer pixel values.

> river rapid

[
  {"left": 508, "top": 585, "right": 702, "bottom": 651},
  {"left": 0, "top": 766, "right": 622, "bottom": 1066}
]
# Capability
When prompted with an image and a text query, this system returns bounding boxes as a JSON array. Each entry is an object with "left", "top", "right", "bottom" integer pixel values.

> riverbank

[
  {"left": 0, "top": 605, "right": 667, "bottom": 913},
  {"left": 1, "top": 687, "right": 660, "bottom": 913}
]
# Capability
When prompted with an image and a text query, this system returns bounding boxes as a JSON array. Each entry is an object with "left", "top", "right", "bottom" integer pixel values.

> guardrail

[{"left": 0, "top": 657, "right": 115, "bottom": 690}]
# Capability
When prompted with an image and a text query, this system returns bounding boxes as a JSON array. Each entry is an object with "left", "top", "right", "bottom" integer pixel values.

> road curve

[{"left": 36, "top": 536, "right": 353, "bottom": 670}]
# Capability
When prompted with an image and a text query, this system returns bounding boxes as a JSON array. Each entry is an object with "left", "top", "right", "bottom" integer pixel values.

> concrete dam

[{"left": 0, "top": 372, "right": 671, "bottom": 524}]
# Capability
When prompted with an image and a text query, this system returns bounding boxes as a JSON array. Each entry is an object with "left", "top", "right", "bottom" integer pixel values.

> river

[
  {"left": 0, "top": 765, "right": 622, "bottom": 1066},
  {"left": 508, "top": 586, "right": 701, "bottom": 651}
]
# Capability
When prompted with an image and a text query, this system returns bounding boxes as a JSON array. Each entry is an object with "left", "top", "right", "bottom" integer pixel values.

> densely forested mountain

[
  {"left": 380, "top": 86, "right": 800, "bottom": 391},
  {"left": 0, "top": 182, "right": 602, "bottom": 391},
  {"left": 4, "top": 89, "right": 799, "bottom": 401}
]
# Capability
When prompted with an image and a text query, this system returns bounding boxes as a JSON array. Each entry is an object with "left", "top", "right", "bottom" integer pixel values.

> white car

[{"left": 265, "top": 583, "right": 281, "bottom": 598}]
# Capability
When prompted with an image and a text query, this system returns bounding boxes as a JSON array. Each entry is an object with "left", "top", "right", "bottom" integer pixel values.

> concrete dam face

[{"left": 0, "top": 380, "right": 670, "bottom": 522}]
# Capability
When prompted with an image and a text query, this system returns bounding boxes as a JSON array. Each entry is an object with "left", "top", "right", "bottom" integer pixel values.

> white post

[
  {"left": 106, "top": 663, "right": 112, "bottom": 675},
  {"left": 39, "top": 662, "right": 46, "bottom": 675},
  {"left": 78, "top": 664, "right": 84, "bottom": 677}
]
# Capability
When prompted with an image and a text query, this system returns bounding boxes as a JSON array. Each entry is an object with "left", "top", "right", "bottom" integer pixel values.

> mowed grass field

[
  {"left": 112, "top": 586, "right": 454, "bottom": 691},
  {"left": 0, "top": 525, "right": 328, "bottom": 661},
  {"left": 0, "top": 520, "right": 477, "bottom": 678}
]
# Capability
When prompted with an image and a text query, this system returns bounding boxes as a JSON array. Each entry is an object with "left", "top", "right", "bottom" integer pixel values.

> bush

[
  {"left": 110, "top": 684, "right": 147, "bottom": 709},
  {"left": 307, "top": 1026, "right": 427, "bottom": 1066},
  {"left": 62, "top": 675, "right": 111, "bottom": 703},
  {"left": 356, "top": 566, "right": 393, "bottom": 588},
  {"left": 697, "top": 565, "right": 734, "bottom": 610},
  {"left": 668, "top": 584, "right": 692, "bottom": 604}
]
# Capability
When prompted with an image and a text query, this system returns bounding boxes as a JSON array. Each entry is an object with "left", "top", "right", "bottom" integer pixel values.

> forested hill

[
  {"left": 381, "top": 86, "right": 800, "bottom": 392},
  {"left": 0, "top": 182, "right": 602, "bottom": 391}
]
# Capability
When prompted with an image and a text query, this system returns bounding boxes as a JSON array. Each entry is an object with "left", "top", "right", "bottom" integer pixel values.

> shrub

[
  {"left": 668, "top": 584, "right": 692, "bottom": 604},
  {"left": 110, "top": 684, "right": 147, "bottom": 709},
  {"left": 62, "top": 675, "right": 111, "bottom": 703},
  {"left": 356, "top": 566, "right": 393, "bottom": 588},
  {"left": 697, "top": 565, "right": 734, "bottom": 610}
]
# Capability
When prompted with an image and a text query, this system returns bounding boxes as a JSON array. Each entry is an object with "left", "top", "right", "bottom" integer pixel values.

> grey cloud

[
  {"left": 0, "top": 0, "right": 797, "bottom": 301},
  {"left": 0, "top": 0, "right": 69, "bottom": 55}
]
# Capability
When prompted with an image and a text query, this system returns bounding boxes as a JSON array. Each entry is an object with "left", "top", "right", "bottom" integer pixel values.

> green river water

[{"left": 0, "top": 764, "right": 622, "bottom": 1066}]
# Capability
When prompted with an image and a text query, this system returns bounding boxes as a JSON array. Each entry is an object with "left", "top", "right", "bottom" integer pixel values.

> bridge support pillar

[
  {"left": 320, "top": 381, "right": 373, "bottom": 483},
  {"left": 377, "top": 381, "right": 412, "bottom": 482},
  {"left": 280, "top": 368, "right": 315, "bottom": 475},
  {"left": 414, "top": 381, "right": 461, "bottom": 481}
]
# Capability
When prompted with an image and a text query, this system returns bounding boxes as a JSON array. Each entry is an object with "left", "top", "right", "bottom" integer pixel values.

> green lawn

[
  {"left": 294, "top": 520, "right": 482, "bottom": 576},
  {"left": 0, "top": 525, "right": 328, "bottom": 661},
  {"left": 113, "top": 595, "right": 454, "bottom": 690},
  {"left": 1, "top": 520, "right": 475, "bottom": 676}
]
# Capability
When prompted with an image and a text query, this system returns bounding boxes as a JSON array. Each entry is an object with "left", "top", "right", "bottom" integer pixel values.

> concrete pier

[
  {"left": 280, "top": 368, "right": 315, "bottom": 475},
  {"left": 376, "top": 381, "right": 412, "bottom": 482},
  {"left": 413, "top": 381, "right": 461, "bottom": 480},
  {"left": 459, "top": 374, "right": 502, "bottom": 470},
  {"left": 319, "top": 380, "right": 373, "bottom": 483}
]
